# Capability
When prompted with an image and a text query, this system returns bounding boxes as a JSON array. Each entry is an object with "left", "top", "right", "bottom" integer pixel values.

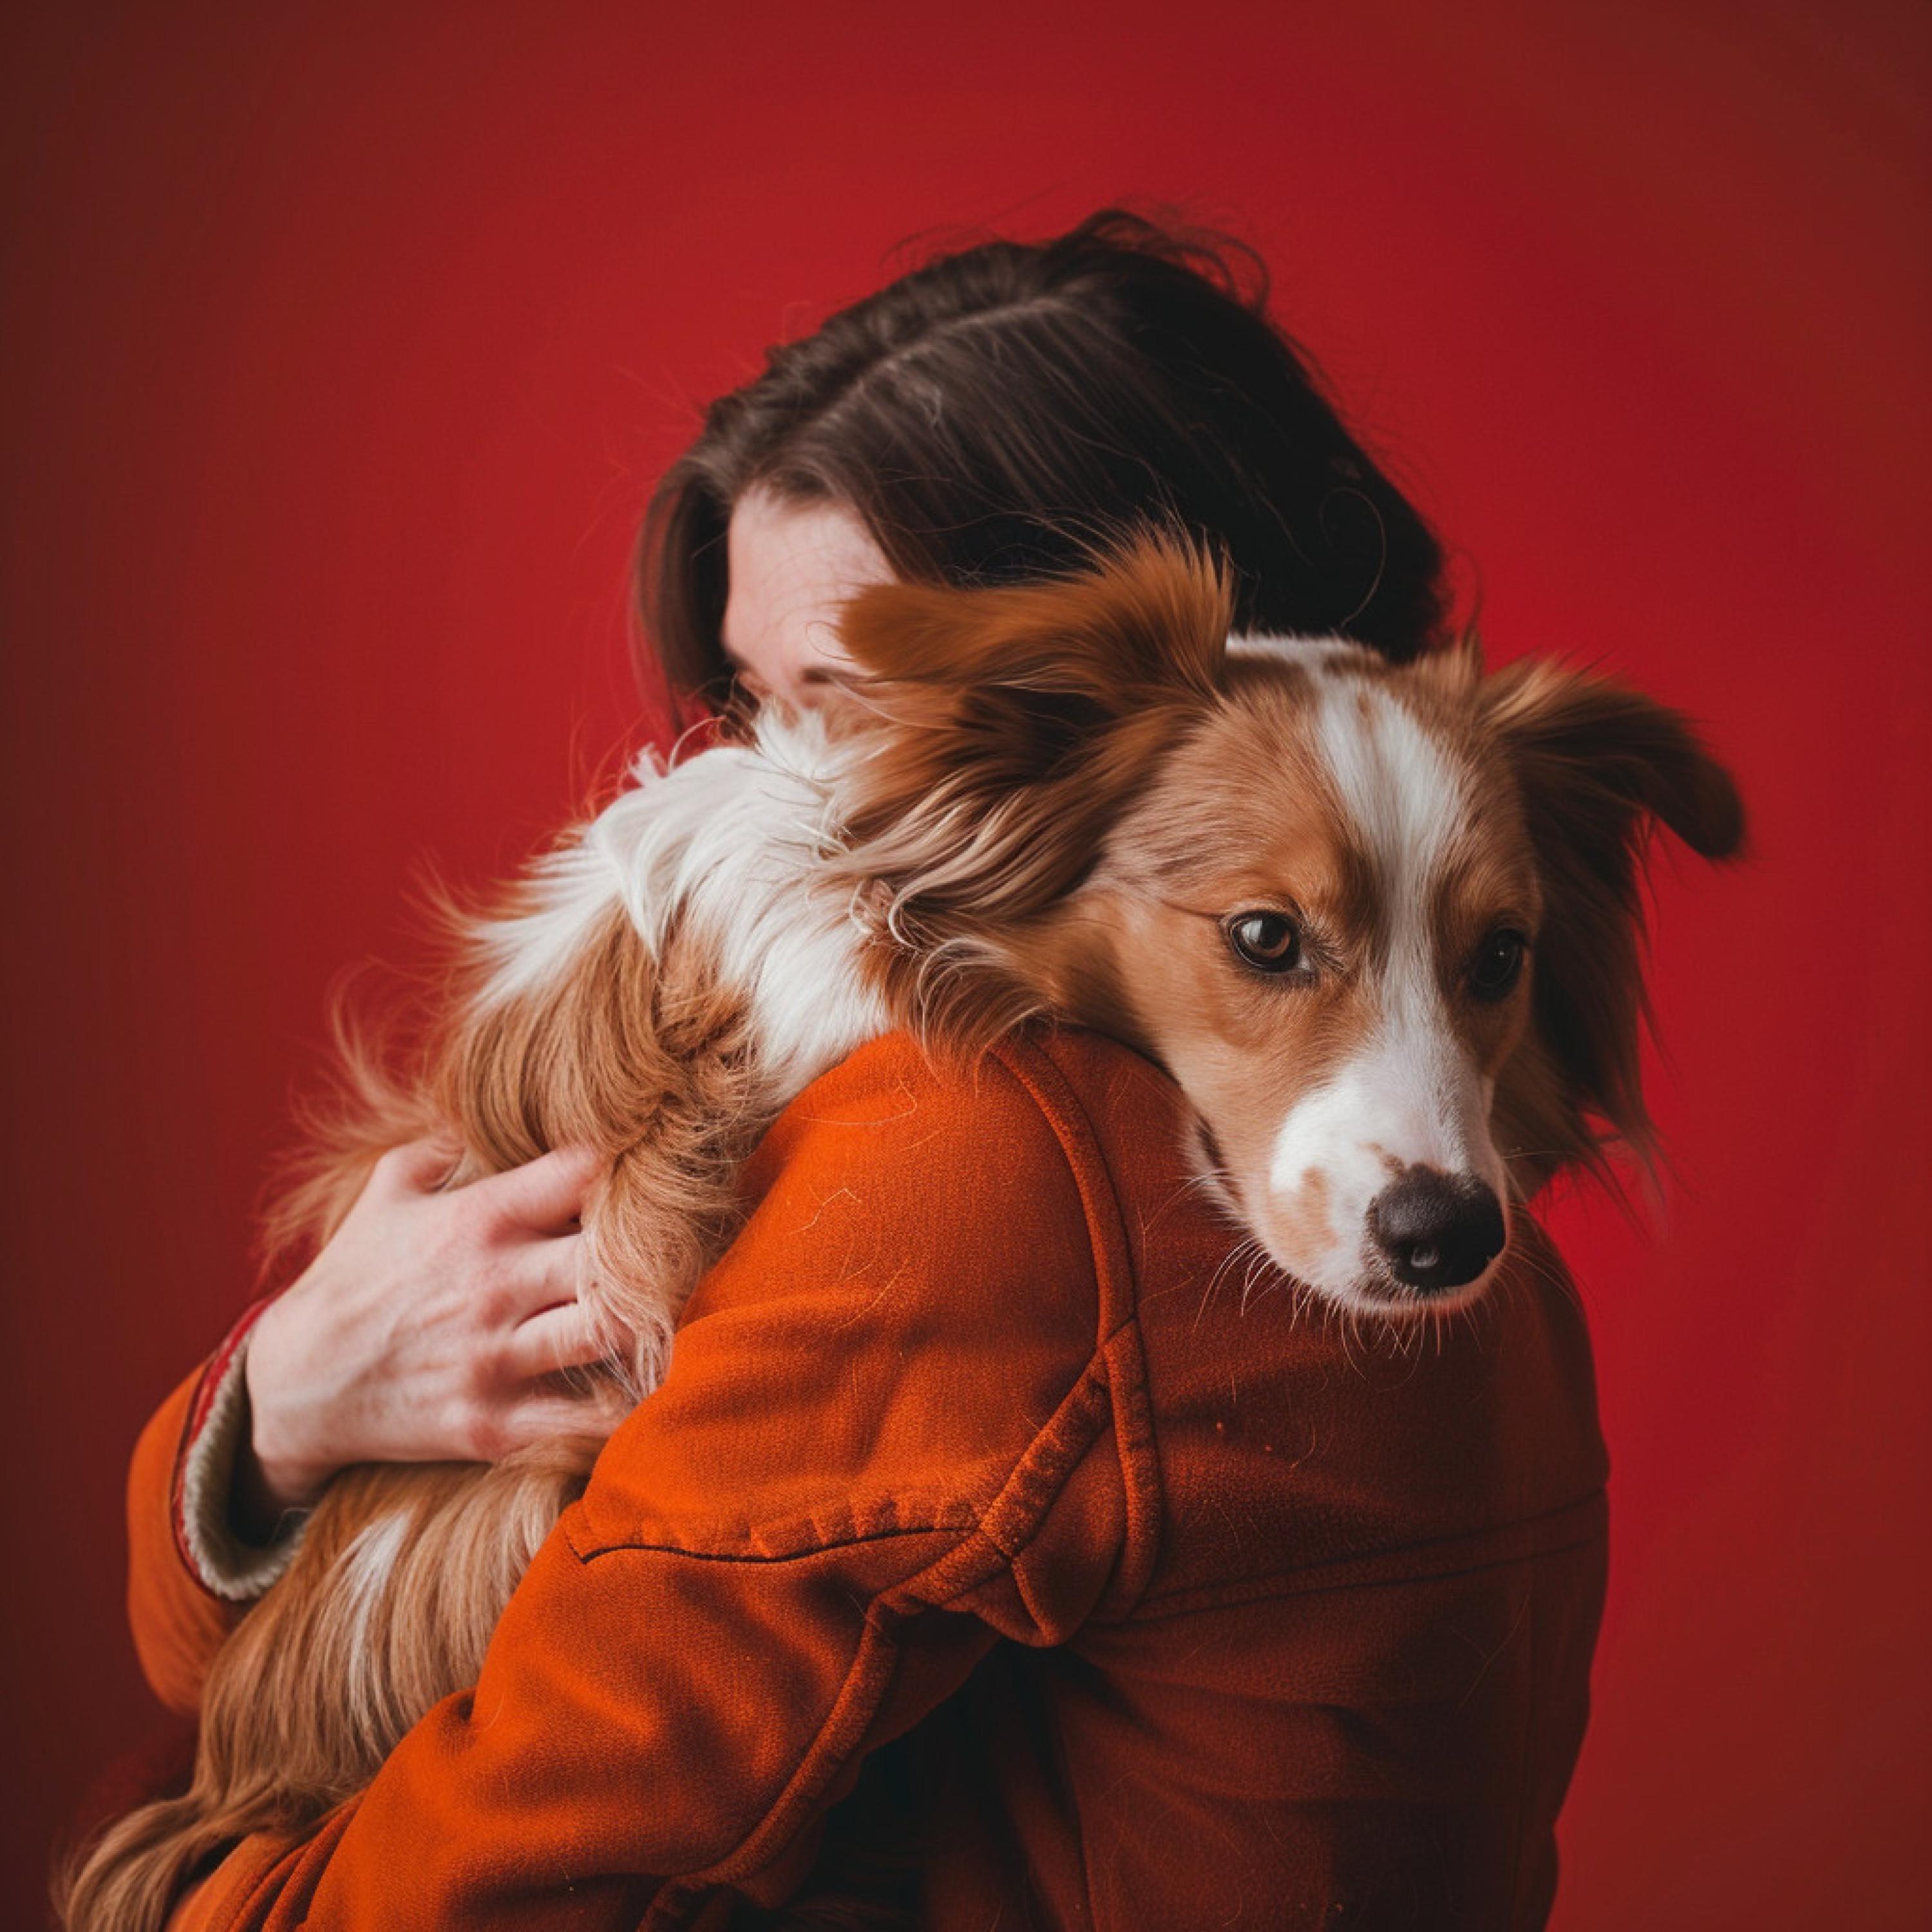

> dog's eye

[
  {"left": 1470, "top": 928, "right": 1528, "bottom": 1001},
  {"left": 1226, "top": 911, "right": 1303, "bottom": 974}
]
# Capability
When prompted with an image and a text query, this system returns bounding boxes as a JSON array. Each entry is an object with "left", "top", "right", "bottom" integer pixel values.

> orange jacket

[{"left": 127, "top": 1028, "right": 1609, "bottom": 1930}]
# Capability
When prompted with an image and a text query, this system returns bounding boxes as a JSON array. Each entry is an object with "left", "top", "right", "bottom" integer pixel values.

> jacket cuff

[{"left": 171, "top": 1297, "right": 307, "bottom": 1601}]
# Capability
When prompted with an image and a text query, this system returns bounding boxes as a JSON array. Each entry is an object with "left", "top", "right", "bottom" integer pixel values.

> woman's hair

[{"left": 636, "top": 209, "right": 1448, "bottom": 708}]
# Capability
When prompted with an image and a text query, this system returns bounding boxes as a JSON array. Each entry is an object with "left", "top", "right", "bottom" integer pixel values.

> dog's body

[{"left": 65, "top": 538, "right": 1741, "bottom": 1932}]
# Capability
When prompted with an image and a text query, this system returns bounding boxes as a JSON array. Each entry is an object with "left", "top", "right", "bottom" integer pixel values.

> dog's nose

[{"left": 1368, "top": 1169, "right": 1507, "bottom": 1294}]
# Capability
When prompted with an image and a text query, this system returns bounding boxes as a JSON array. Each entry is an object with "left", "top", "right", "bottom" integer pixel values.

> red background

[{"left": 3, "top": 3, "right": 1926, "bottom": 1923}]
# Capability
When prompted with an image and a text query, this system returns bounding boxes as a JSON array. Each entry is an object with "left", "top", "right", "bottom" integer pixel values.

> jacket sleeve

[
  {"left": 128, "top": 1297, "right": 307, "bottom": 1714},
  {"left": 173, "top": 1037, "right": 1144, "bottom": 1932},
  {"left": 127, "top": 1366, "right": 236, "bottom": 1714}
]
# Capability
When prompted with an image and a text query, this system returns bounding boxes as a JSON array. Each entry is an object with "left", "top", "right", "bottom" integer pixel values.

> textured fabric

[
  {"left": 128, "top": 1372, "right": 246, "bottom": 1716},
  {"left": 130, "top": 1027, "right": 1609, "bottom": 1931},
  {"left": 174, "top": 1300, "right": 308, "bottom": 1602}
]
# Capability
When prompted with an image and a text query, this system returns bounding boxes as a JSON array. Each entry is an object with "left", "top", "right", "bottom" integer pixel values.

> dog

[{"left": 64, "top": 533, "right": 1742, "bottom": 1931}]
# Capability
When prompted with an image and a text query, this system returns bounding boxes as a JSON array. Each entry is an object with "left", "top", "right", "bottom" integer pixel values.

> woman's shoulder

[
  {"left": 746, "top": 1024, "right": 1185, "bottom": 1229},
  {"left": 674, "top": 1026, "right": 1177, "bottom": 1382},
  {"left": 688, "top": 1027, "right": 1146, "bottom": 1341}
]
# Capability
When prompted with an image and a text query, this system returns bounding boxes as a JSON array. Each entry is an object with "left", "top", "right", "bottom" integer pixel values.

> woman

[{"left": 117, "top": 212, "right": 1607, "bottom": 1929}]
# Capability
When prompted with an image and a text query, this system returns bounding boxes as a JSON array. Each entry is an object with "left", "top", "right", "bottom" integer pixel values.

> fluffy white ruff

[{"left": 470, "top": 710, "right": 887, "bottom": 1106}]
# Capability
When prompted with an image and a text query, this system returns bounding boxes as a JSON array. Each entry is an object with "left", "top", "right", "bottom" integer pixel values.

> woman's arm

[
  {"left": 126, "top": 1142, "right": 630, "bottom": 1704},
  {"left": 168, "top": 1032, "right": 1145, "bottom": 1932}
]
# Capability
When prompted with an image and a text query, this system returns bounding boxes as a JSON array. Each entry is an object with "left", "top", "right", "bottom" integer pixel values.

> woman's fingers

[
  {"left": 474, "top": 1145, "right": 603, "bottom": 1234},
  {"left": 504, "top": 1383, "right": 636, "bottom": 1452},
  {"left": 251, "top": 1137, "right": 629, "bottom": 1477},
  {"left": 504, "top": 1299, "right": 612, "bottom": 1380},
  {"left": 368, "top": 1133, "right": 463, "bottom": 1200},
  {"left": 482, "top": 1217, "right": 591, "bottom": 1327}
]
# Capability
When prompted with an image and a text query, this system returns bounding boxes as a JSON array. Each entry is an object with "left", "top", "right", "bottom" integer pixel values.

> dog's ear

[
  {"left": 835, "top": 522, "right": 1229, "bottom": 896},
  {"left": 1485, "top": 659, "right": 1745, "bottom": 1184},
  {"left": 837, "top": 526, "right": 1230, "bottom": 762},
  {"left": 1486, "top": 659, "right": 1745, "bottom": 862},
  {"left": 830, "top": 530, "right": 1232, "bottom": 1045}
]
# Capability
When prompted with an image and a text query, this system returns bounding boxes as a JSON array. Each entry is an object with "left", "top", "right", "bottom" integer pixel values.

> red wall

[{"left": 3, "top": 3, "right": 1925, "bottom": 1923}]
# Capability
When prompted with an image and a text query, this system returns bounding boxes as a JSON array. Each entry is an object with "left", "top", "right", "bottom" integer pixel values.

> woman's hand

[{"left": 234, "top": 1140, "right": 632, "bottom": 1535}]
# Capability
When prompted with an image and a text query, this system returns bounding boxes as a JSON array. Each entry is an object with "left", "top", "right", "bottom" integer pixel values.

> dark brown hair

[{"left": 636, "top": 210, "right": 1449, "bottom": 711}]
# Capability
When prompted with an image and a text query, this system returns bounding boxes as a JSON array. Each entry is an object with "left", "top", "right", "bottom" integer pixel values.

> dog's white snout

[{"left": 1263, "top": 1043, "right": 1508, "bottom": 1307}]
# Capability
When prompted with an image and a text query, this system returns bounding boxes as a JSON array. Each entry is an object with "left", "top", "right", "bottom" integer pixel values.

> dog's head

[{"left": 835, "top": 533, "right": 1743, "bottom": 1315}]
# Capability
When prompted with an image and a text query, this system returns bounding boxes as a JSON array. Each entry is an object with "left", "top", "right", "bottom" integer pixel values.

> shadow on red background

[{"left": 2, "top": 3, "right": 1926, "bottom": 1924}]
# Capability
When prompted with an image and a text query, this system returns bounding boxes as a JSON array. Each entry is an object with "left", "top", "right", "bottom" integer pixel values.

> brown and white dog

[{"left": 64, "top": 535, "right": 1741, "bottom": 1931}]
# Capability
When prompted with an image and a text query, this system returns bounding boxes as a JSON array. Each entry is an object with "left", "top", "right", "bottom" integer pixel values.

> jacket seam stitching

[
  {"left": 992, "top": 1034, "right": 1166, "bottom": 1623},
  {"left": 567, "top": 1346, "right": 1114, "bottom": 1568},
  {"left": 569, "top": 1521, "right": 967, "bottom": 1566}
]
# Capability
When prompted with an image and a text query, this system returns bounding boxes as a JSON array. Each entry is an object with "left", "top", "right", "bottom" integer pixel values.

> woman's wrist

[{"left": 232, "top": 1297, "right": 336, "bottom": 1534}]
